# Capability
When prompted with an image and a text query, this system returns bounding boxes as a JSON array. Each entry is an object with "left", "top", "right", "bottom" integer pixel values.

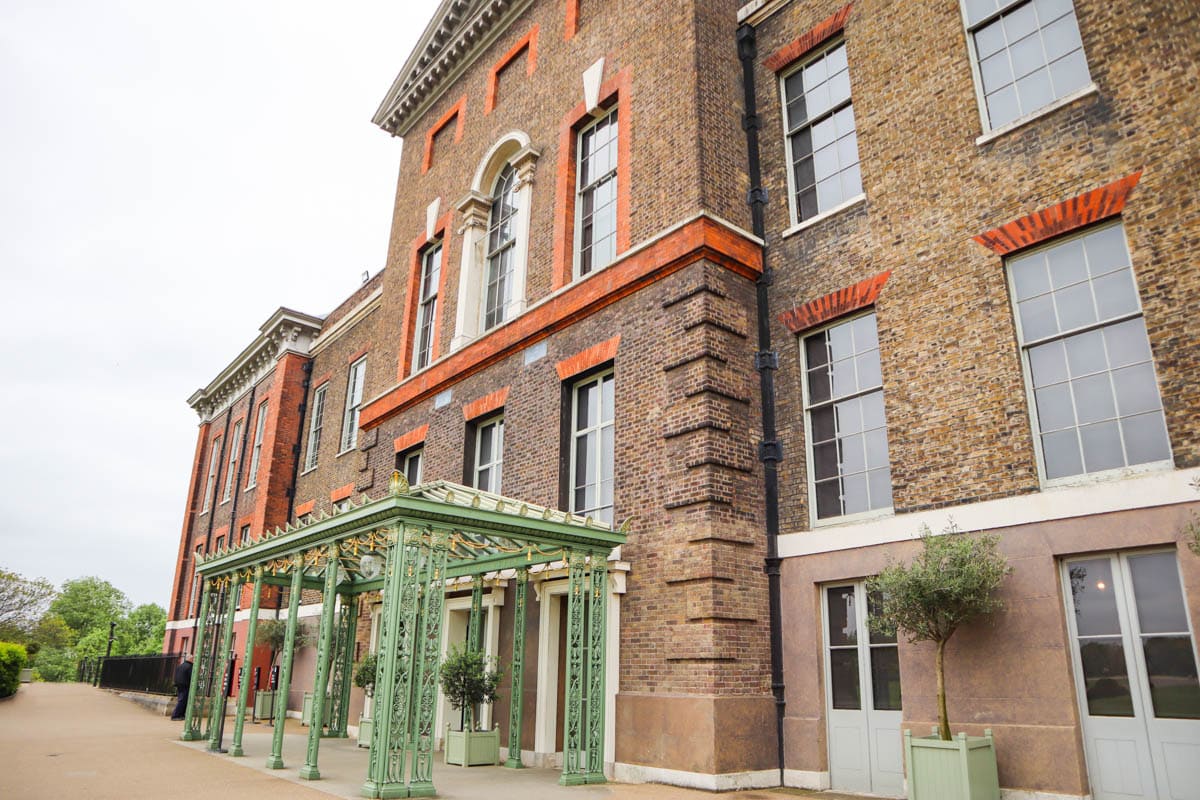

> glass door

[
  {"left": 824, "top": 582, "right": 904, "bottom": 796},
  {"left": 1062, "top": 550, "right": 1200, "bottom": 800}
]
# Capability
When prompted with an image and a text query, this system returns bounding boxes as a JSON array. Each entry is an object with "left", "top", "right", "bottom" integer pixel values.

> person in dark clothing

[{"left": 171, "top": 656, "right": 193, "bottom": 721}]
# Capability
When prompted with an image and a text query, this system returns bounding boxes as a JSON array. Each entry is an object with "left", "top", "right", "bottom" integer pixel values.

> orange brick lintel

[
  {"left": 557, "top": 336, "right": 621, "bottom": 380},
  {"left": 330, "top": 483, "right": 355, "bottom": 503},
  {"left": 779, "top": 270, "right": 892, "bottom": 334},
  {"left": 393, "top": 424, "right": 430, "bottom": 453},
  {"left": 294, "top": 500, "right": 316, "bottom": 517},
  {"left": 763, "top": 2, "right": 854, "bottom": 73},
  {"left": 360, "top": 214, "right": 763, "bottom": 430},
  {"left": 462, "top": 387, "right": 510, "bottom": 421},
  {"left": 973, "top": 171, "right": 1143, "bottom": 256}
]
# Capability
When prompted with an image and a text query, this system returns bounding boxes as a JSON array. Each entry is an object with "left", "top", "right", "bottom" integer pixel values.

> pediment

[{"left": 372, "top": 0, "right": 536, "bottom": 138}]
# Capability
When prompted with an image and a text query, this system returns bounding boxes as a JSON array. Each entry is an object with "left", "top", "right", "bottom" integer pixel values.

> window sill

[
  {"left": 1040, "top": 458, "right": 1173, "bottom": 492},
  {"left": 299, "top": 466, "right": 317, "bottom": 476},
  {"left": 975, "top": 83, "right": 1099, "bottom": 146},
  {"left": 781, "top": 194, "right": 867, "bottom": 239},
  {"left": 219, "top": 499, "right": 231, "bottom": 506},
  {"left": 811, "top": 504, "right": 894, "bottom": 530},
  {"left": 335, "top": 447, "right": 356, "bottom": 459},
  {"left": 244, "top": 483, "right": 257, "bottom": 491}
]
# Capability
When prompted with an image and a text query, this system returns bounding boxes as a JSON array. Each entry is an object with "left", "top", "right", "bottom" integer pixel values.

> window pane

[
  {"left": 871, "top": 646, "right": 903, "bottom": 711},
  {"left": 816, "top": 479, "right": 842, "bottom": 519},
  {"left": 867, "top": 467, "right": 893, "bottom": 509},
  {"left": 1047, "top": 239, "right": 1088, "bottom": 289},
  {"left": 840, "top": 433, "right": 866, "bottom": 474},
  {"left": 1079, "top": 637, "right": 1135, "bottom": 717},
  {"left": 811, "top": 406, "right": 836, "bottom": 442},
  {"left": 813, "top": 442, "right": 840, "bottom": 481},
  {"left": 1029, "top": 340, "right": 1068, "bottom": 385},
  {"left": 841, "top": 472, "right": 869, "bottom": 515},
  {"left": 1042, "top": 13, "right": 1082, "bottom": 61},
  {"left": 1048, "top": 49, "right": 1089, "bottom": 96},
  {"left": 1113, "top": 363, "right": 1161, "bottom": 417},
  {"left": 1068, "top": 559, "right": 1121, "bottom": 636},
  {"left": 1018, "top": 294, "right": 1058, "bottom": 341},
  {"left": 1142, "top": 637, "right": 1200, "bottom": 719},
  {"left": 1054, "top": 280, "right": 1097, "bottom": 331},
  {"left": 1128, "top": 552, "right": 1189, "bottom": 634},
  {"left": 1010, "top": 252, "right": 1050, "bottom": 301},
  {"left": 867, "top": 591, "right": 896, "bottom": 644},
  {"left": 835, "top": 398, "right": 863, "bottom": 436},
  {"left": 1083, "top": 224, "right": 1130, "bottom": 275},
  {"left": 1104, "top": 318, "right": 1152, "bottom": 368},
  {"left": 1072, "top": 373, "right": 1116, "bottom": 424},
  {"left": 986, "top": 85, "right": 1021, "bottom": 128},
  {"left": 1034, "top": 382, "right": 1075, "bottom": 431},
  {"left": 1064, "top": 329, "right": 1106, "bottom": 377},
  {"left": 1120, "top": 412, "right": 1171, "bottom": 466},
  {"left": 1042, "top": 428, "right": 1082, "bottom": 478},
  {"left": 1080, "top": 420, "right": 1124, "bottom": 472},
  {"left": 826, "top": 587, "right": 858, "bottom": 646},
  {"left": 830, "top": 649, "right": 862, "bottom": 710},
  {"left": 865, "top": 428, "right": 890, "bottom": 470},
  {"left": 1092, "top": 269, "right": 1140, "bottom": 320}
]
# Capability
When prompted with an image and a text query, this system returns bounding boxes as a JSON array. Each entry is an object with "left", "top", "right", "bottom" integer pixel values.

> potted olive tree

[
  {"left": 439, "top": 644, "right": 503, "bottom": 766},
  {"left": 354, "top": 653, "right": 379, "bottom": 747},
  {"left": 868, "top": 524, "right": 1011, "bottom": 800}
]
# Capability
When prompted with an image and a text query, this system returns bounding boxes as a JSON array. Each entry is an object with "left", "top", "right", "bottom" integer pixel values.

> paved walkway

[{"left": 0, "top": 683, "right": 872, "bottom": 800}]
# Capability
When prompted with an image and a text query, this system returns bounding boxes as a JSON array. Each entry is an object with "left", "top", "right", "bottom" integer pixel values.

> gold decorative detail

[{"left": 389, "top": 470, "right": 409, "bottom": 496}]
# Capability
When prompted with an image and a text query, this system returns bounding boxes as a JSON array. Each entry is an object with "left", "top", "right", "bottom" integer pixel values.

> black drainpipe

[{"left": 738, "top": 21, "right": 787, "bottom": 786}]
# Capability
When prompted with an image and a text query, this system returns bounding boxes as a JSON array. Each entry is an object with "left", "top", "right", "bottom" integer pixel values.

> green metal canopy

[{"left": 181, "top": 474, "right": 626, "bottom": 797}]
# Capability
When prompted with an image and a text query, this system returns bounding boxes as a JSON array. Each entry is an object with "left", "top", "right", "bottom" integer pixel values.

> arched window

[{"left": 452, "top": 132, "right": 539, "bottom": 350}]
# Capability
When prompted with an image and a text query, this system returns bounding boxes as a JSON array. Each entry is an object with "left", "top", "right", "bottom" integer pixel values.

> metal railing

[{"left": 97, "top": 653, "right": 185, "bottom": 695}]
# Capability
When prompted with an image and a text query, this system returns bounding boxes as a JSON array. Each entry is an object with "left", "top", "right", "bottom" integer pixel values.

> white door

[
  {"left": 1062, "top": 551, "right": 1200, "bottom": 800},
  {"left": 824, "top": 583, "right": 904, "bottom": 796}
]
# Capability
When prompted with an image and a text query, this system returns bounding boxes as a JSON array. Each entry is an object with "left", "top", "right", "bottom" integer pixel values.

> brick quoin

[
  {"left": 763, "top": 2, "right": 855, "bottom": 73},
  {"left": 393, "top": 424, "right": 429, "bottom": 453},
  {"left": 248, "top": 352, "right": 309, "bottom": 537},
  {"left": 461, "top": 386, "right": 511, "bottom": 420},
  {"left": 778, "top": 270, "right": 891, "bottom": 334},
  {"left": 973, "top": 171, "right": 1143, "bottom": 255},
  {"left": 555, "top": 335, "right": 621, "bottom": 380}
]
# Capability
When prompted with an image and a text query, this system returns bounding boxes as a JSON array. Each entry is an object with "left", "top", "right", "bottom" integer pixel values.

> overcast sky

[{"left": 0, "top": 0, "right": 441, "bottom": 609}]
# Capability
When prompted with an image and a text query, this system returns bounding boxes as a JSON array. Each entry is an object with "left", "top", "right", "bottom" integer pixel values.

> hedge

[{"left": 0, "top": 642, "right": 28, "bottom": 697}]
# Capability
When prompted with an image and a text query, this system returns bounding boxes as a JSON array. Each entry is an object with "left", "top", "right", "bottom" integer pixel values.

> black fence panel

[{"left": 99, "top": 653, "right": 184, "bottom": 695}]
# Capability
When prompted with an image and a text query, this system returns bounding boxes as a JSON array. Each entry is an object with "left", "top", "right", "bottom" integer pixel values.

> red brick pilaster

[
  {"left": 166, "top": 421, "right": 210, "bottom": 630},
  {"left": 248, "top": 351, "right": 310, "bottom": 537}
]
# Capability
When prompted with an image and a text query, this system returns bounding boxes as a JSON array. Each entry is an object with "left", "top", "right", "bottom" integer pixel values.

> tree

[
  {"left": 0, "top": 568, "right": 56, "bottom": 640},
  {"left": 115, "top": 604, "right": 167, "bottom": 655},
  {"left": 254, "top": 619, "right": 316, "bottom": 669},
  {"left": 867, "top": 525, "right": 1011, "bottom": 741},
  {"left": 438, "top": 645, "right": 502, "bottom": 731},
  {"left": 49, "top": 577, "right": 130, "bottom": 640}
]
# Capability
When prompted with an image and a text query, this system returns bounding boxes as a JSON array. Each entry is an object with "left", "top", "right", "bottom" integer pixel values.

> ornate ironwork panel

[
  {"left": 560, "top": 551, "right": 587, "bottom": 783},
  {"left": 467, "top": 574, "right": 484, "bottom": 654},
  {"left": 409, "top": 529, "right": 449, "bottom": 791},
  {"left": 364, "top": 528, "right": 404, "bottom": 793},
  {"left": 209, "top": 572, "right": 243, "bottom": 751},
  {"left": 326, "top": 593, "right": 357, "bottom": 738},
  {"left": 266, "top": 556, "right": 305, "bottom": 769},
  {"left": 182, "top": 578, "right": 215, "bottom": 741},
  {"left": 230, "top": 568, "right": 264, "bottom": 756},
  {"left": 301, "top": 546, "right": 341, "bottom": 778},
  {"left": 201, "top": 582, "right": 229, "bottom": 741},
  {"left": 505, "top": 568, "right": 528, "bottom": 768},
  {"left": 585, "top": 560, "right": 608, "bottom": 782}
]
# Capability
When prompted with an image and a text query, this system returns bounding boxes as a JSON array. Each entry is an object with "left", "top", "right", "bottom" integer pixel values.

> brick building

[{"left": 165, "top": 0, "right": 1200, "bottom": 798}]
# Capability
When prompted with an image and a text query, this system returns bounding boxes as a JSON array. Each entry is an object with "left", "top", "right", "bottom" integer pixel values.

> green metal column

[
  {"left": 266, "top": 554, "right": 305, "bottom": 770},
  {"left": 230, "top": 568, "right": 264, "bottom": 756},
  {"left": 181, "top": 578, "right": 213, "bottom": 741},
  {"left": 584, "top": 558, "right": 608, "bottom": 784},
  {"left": 363, "top": 526, "right": 425, "bottom": 799},
  {"left": 467, "top": 575, "right": 484, "bottom": 654},
  {"left": 504, "top": 568, "right": 528, "bottom": 769},
  {"left": 301, "top": 545, "right": 341, "bottom": 779},
  {"left": 559, "top": 551, "right": 587, "bottom": 786},
  {"left": 327, "top": 592, "right": 358, "bottom": 738},
  {"left": 209, "top": 572, "right": 244, "bottom": 751},
  {"left": 407, "top": 529, "right": 449, "bottom": 797}
]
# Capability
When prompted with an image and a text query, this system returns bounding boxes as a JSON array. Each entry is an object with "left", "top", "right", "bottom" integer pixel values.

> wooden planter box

[
  {"left": 444, "top": 725, "right": 499, "bottom": 766},
  {"left": 301, "top": 692, "right": 332, "bottom": 727},
  {"left": 357, "top": 715, "right": 373, "bottom": 748},
  {"left": 254, "top": 689, "right": 276, "bottom": 720},
  {"left": 904, "top": 728, "right": 1000, "bottom": 800}
]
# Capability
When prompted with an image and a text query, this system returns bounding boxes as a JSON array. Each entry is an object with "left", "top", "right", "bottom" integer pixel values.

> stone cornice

[
  {"left": 373, "top": 0, "right": 536, "bottom": 138},
  {"left": 188, "top": 308, "right": 324, "bottom": 422}
]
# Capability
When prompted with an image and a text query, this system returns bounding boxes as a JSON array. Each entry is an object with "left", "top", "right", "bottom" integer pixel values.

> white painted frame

[
  {"left": 302, "top": 384, "right": 327, "bottom": 474},
  {"left": 412, "top": 243, "right": 442, "bottom": 373},
  {"left": 201, "top": 435, "right": 221, "bottom": 514},
  {"left": 473, "top": 415, "right": 504, "bottom": 494},
  {"left": 778, "top": 36, "right": 861, "bottom": 228},
  {"left": 956, "top": 0, "right": 1094, "bottom": 136},
  {"left": 339, "top": 356, "right": 366, "bottom": 454},
  {"left": 246, "top": 400, "right": 269, "bottom": 488},
  {"left": 222, "top": 420, "right": 243, "bottom": 504},
  {"left": 573, "top": 107, "right": 619, "bottom": 280},
  {"left": 798, "top": 310, "right": 894, "bottom": 528},
  {"left": 569, "top": 370, "right": 615, "bottom": 524},
  {"left": 1004, "top": 221, "right": 1173, "bottom": 488}
]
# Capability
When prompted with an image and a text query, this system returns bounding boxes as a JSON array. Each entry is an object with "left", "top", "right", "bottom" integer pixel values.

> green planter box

[
  {"left": 254, "top": 689, "right": 276, "bottom": 720},
  {"left": 357, "top": 715, "right": 373, "bottom": 748},
  {"left": 904, "top": 728, "right": 1000, "bottom": 800},
  {"left": 301, "top": 692, "right": 333, "bottom": 727},
  {"left": 444, "top": 726, "right": 499, "bottom": 766}
]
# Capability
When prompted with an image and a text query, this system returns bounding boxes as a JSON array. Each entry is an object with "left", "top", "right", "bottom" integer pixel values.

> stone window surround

[{"left": 452, "top": 132, "right": 540, "bottom": 352}]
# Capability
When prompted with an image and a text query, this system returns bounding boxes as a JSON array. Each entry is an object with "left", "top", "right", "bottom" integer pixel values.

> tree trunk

[{"left": 935, "top": 638, "right": 950, "bottom": 741}]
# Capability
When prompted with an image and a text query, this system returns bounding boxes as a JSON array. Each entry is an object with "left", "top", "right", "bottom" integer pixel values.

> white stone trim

[
  {"left": 436, "top": 588, "right": 503, "bottom": 738},
  {"left": 782, "top": 768, "right": 830, "bottom": 789},
  {"left": 780, "top": 194, "right": 866, "bottom": 239},
  {"left": 779, "top": 466, "right": 1200, "bottom": 559},
  {"left": 613, "top": 763, "right": 779, "bottom": 791}
]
